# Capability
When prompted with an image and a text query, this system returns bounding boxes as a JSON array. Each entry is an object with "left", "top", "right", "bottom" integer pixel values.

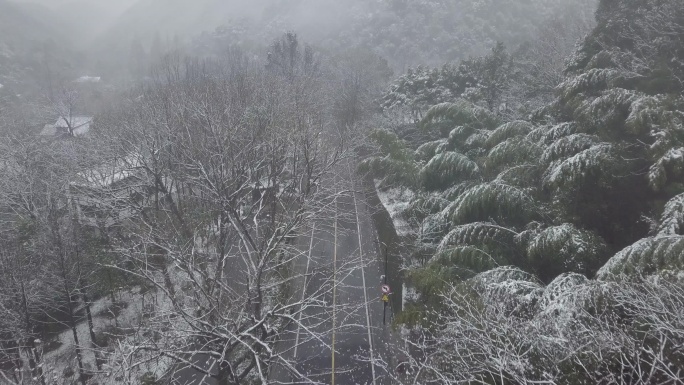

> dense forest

[
  {"left": 363, "top": 0, "right": 684, "bottom": 383},
  {"left": 1, "top": 0, "right": 684, "bottom": 384}
]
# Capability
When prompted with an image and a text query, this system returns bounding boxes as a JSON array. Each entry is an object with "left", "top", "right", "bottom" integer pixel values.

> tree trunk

[
  {"left": 108, "top": 268, "right": 117, "bottom": 304},
  {"left": 82, "top": 292, "right": 102, "bottom": 370},
  {"left": 82, "top": 293, "right": 97, "bottom": 346},
  {"left": 25, "top": 337, "right": 46, "bottom": 385},
  {"left": 66, "top": 291, "right": 87, "bottom": 385},
  {"left": 213, "top": 213, "right": 226, "bottom": 296},
  {"left": 217, "top": 360, "right": 239, "bottom": 385},
  {"left": 4, "top": 339, "right": 23, "bottom": 379},
  {"left": 161, "top": 263, "right": 176, "bottom": 301},
  {"left": 20, "top": 281, "right": 45, "bottom": 385}
]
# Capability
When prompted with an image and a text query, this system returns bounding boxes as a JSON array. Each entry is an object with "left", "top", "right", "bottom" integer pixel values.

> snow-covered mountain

[
  {"left": 0, "top": 0, "right": 70, "bottom": 92},
  {"left": 94, "top": 0, "right": 268, "bottom": 45}
]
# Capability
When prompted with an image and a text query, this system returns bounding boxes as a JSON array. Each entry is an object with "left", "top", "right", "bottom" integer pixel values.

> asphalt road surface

[
  {"left": 273, "top": 162, "right": 391, "bottom": 385},
  {"left": 170, "top": 161, "right": 392, "bottom": 385}
]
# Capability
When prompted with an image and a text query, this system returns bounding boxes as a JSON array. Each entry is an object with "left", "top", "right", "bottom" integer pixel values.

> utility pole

[
  {"left": 383, "top": 245, "right": 388, "bottom": 325},
  {"left": 384, "top": 245, "right": 388, "bottom": 285}
]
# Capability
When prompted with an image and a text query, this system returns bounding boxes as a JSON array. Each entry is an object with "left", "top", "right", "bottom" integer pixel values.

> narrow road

[
  {"left": 274, "top": 160, "right": 391, "bottom": 384},
  {"left": 171, "top": 160, "right": 392, "bottom": 384}
]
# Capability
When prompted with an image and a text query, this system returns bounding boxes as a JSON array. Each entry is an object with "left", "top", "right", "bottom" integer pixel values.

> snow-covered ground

[
  {"left": 20, "top": 260, "right": 201, "bottom": 385},
  {"left": 373, "top": 180, "right": 418, "bottom": 310},
  {"left": 34, "top": 285, "right": 174, "bottom": 385},
  {"left": 75, "top": 76, "right": 101, "bottom": 83},
  {"left": 374, "top": 179, "right": 415, "bottom": 237},
  {"left": 402, "top": 283, "right": 419, "bottom": 309},
  {"left": 40, "top": 288, "right": 135, "bottom": 380}
]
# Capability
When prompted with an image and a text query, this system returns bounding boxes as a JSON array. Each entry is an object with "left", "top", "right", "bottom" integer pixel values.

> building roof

[
  {"left": 72, "top": 152, "right": 145, "bottom": 189},
  {"left": 40, "top": 116, "right": 93, "bottom": 136}
]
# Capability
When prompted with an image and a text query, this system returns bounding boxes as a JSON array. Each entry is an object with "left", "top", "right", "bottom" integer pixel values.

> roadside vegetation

[{"left": 364, "top": 0, "right": 684, "bottom": 382}]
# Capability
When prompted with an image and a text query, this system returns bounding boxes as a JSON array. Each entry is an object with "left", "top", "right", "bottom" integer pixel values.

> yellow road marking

[{"left": 332, "top": 194, "right": 337, "bottom": 385}]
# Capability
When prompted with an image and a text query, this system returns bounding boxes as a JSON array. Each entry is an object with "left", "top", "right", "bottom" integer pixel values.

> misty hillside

[
  {"left": 94, "top": 0, "right": 269, "bottom": 47},
  {"left": 334, "top": 0, "right": 598, "bottom": 68},
  {"left": 1, "top": 0, "right": 58, "bottom": 39},
  {"left": 95, "top": 0, "right": 597, "bottom": 70},
  {"left": 10, "top": 0, "right": 137, "bottom": 49},
  {"left": 1, "top": 0, "right": 136, "bottom": 95},
  {"left": 0, "top": 1, "right": 59, "bottom": 77},
  {"left": 43, "top": 0, "right": 130, "bottom": 48},
  {"left": 0, "top": 0, "right": 77, "bottom": 93}
]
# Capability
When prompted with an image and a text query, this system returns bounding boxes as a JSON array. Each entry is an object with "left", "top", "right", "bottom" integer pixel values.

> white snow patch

[
  {"left": 596, "top": 236, "right": 684, "bottom": 278},
  {"left": 75, "top": 76, "right": 101, "bottom": 83},
  {"left": 658, "top": 193, "right": 684, "bottom": 235},
  {"left": 73, "top": 152, "right": 145, "bottom": 188},
  {"left": 32, "top": 266, "right": 187, "bottom": 385},
  {"left": 544, "top": 143, "right": 612, "bottom": 186},
  {"left": 374, "top": 179, "right": 415, "bottom": 236},
  {"left": 402, "top": 282, "right": 419, "bottom": 309},
  {"left": 40, "top": 116, "right": 93, "bottom": 136}
]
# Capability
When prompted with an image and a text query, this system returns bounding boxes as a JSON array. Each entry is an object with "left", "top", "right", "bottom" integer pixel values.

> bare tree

[
  {"left": 89, "top": 43, "right": 360, "bottom": 384},
  {"left": 0, "top": 125, "right": 58, "bottom": 385},
  {"left": 398, "top": 271, "right": 684, "bottom": 385},
  {"left": 0, "top": 121, "right": 108, "bottom": 384},
  {"left": 329, "top": 47, "right": 393, "bottom": 129}
]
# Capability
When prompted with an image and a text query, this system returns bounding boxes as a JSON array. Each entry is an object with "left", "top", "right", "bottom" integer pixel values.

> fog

[
  {"left": 0, "top": 0, "right": 599, "bottom": 106},
  {"left": 12, "top": 0, "right": 137, "bottom": 13},
  {"left": 9, "top": 0, "right": 138, "bottom": 47},
  {"left": 7, "top": 1, "right": 684, "bottom": 384},
  {"left": 8, "top": 0, "right": 359, "bottom": 50}
]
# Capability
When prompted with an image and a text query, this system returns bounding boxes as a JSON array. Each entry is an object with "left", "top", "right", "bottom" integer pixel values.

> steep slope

[
  {"left": 11, "top": 0, "right": 137, "bottom": 49},
  {"left": 94, "top": 0, "right": 268, "bottom": 47},
  {"left": 370, "top": 0, "right": 684, "bottom": 286},
  {"left": 365, "top": 1, "right": 684, "bottom": 380},
  {"left": 334, "top": 0, "right": 598, "bottom": 68},
  {"left": 47, "top": 0, "right": 135, "bottom": 48},
  {"left": 0, "top": 0, "right": 74, "bottom": 94},
  {"left": 93, "top": 0, "right": 598, "bottom": 71}
]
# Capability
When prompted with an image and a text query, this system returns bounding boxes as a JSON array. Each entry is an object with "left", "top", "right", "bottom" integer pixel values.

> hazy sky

[
  {"left": 9, "top": 0, "right": 140, "bottom": 47},
  {"left": 12, "top": 0, "right": 138, "bottom": 14}
]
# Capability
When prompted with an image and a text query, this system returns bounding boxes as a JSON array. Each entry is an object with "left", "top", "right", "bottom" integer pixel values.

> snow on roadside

[
  {"left": 37, "top": 283, "right": 176, "bottom": 384},
  {"left": 39, "top": 291, "right": 137, "bottom": 380},
  {"left": 374, "top": 179, "right": 415, "bottom": 237},
  {"left": 25, "top": 222, "right": 272, "bottom": 384}
]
